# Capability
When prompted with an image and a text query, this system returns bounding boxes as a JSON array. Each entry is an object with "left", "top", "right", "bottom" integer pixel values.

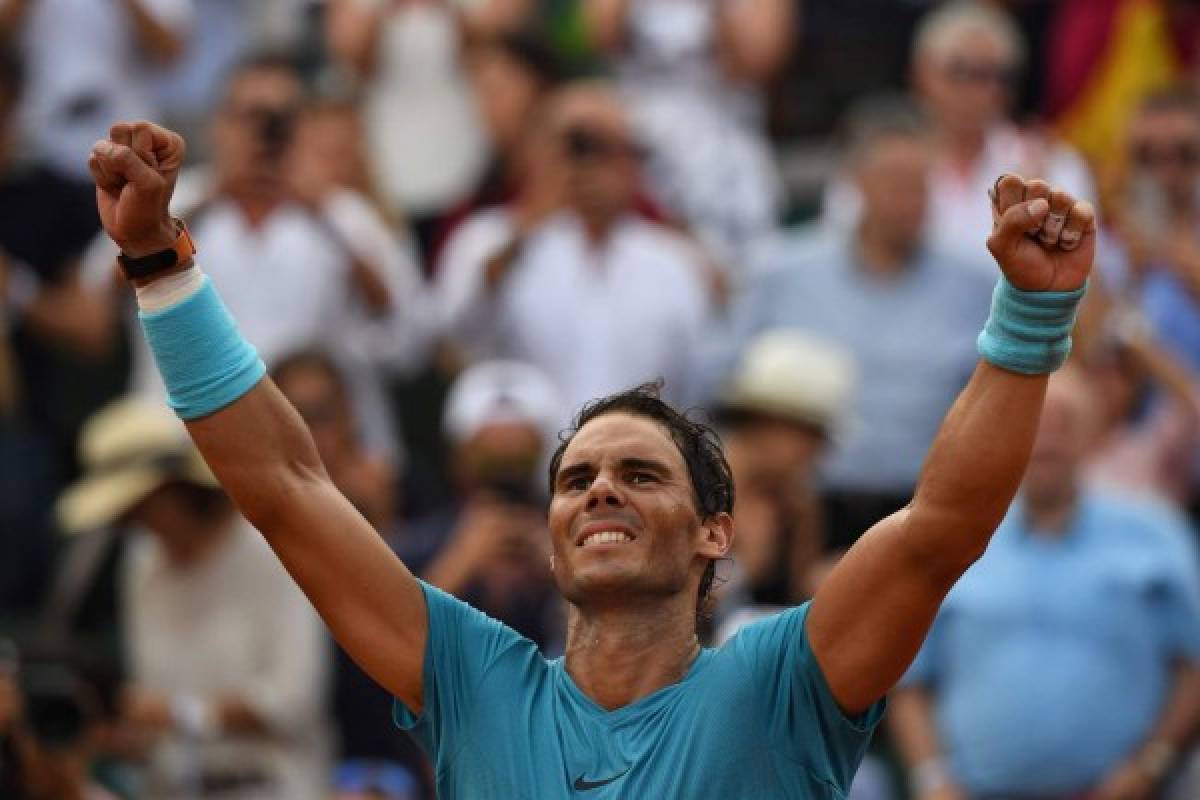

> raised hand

[
  {"left": 87, "top": 121, "right": 186, "bottom": 258},
  {"left": 987, "top": 175, "right": 1096, "bottom": 292}
]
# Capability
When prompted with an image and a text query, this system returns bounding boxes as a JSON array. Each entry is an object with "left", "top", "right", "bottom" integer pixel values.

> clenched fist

[
  {"left": 88, "top": 121, "right": 186, "bottom": 259},
  {"left": 988, "top": 175, "right": 1096, "bottom": 292}
]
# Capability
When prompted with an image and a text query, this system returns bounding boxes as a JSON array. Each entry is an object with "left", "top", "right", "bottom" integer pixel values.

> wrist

[{"left": 120, "top": 219, "right": 181, "bottom": 259}]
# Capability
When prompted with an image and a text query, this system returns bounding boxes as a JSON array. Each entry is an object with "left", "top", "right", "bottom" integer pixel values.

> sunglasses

[
  {"left": 562, "top": 127, "right": 645, "bottom": 162},
  {"left": 1131, "top": 140, "right": 1200, "bottom": 168},
  {"left": 943, "top": 59, "right": 1018, "bottom": 88}
]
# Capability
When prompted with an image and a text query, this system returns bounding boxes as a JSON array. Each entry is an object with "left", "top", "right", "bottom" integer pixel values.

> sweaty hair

[{"left": 547, "top": 382, "right": 735, "bottom": 614}]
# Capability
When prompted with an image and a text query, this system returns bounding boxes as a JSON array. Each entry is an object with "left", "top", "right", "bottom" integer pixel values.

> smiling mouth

[{"left": 578, "top": 531, "right": 635, "bottom": 547}]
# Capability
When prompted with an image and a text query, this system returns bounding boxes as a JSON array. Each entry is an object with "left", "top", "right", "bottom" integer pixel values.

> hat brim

[{"left": 57, "top": 461, "right": 217, "bottom": 535}]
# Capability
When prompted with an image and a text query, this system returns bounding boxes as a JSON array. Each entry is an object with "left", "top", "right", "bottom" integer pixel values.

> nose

[{"left": 585, "top": 472, "right": 625, "bottom": 511}]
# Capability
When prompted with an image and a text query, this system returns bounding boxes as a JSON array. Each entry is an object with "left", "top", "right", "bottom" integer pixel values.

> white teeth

[{"left": 581, "top": 531, "right": 633, "bottom": 547}]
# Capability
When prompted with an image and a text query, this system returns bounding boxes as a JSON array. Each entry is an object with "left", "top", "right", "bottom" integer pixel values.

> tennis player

[{"left": 89, "top": 121, "right": 1095, "bottom": 799}]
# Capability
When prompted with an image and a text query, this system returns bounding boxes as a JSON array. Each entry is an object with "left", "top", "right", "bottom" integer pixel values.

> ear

[{"left": 699, "top": 512, "right": 734, "bottom": 560}]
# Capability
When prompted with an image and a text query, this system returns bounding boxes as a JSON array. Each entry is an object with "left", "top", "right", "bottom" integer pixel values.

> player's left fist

[
  {"left": 987, "top": 174, "right": 1095, "bottom": 292},
  {"left": 88, "top": 121, "right": 186, "bottom": 258}
]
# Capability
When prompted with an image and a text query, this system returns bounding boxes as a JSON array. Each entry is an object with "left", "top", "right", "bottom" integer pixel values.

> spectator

[
  {"left": 436, "top": 81, "right": 713, "bottom": 416},
  {"left": 0, "top": 34, "right": 120, "bottom": 464},
  {"left": 56, "top": 397, "right": 331, "bottom": 800},
  {"left": 0, "top": 644, "right": 119, "bottom": 800},
  {"left": 410, "top": 360, "right": 564, "bottom": 652},
  {"left": 711, "top": 331, "right": 856, "bottom": 628},
  {"left": 722, "top": 96, "right": 992, "bottom": 549},
  {"left": 89, "top": 52, "right": 432, "bottom": 458},
  {"left": 273, "top": 349, "right": 399, "bottom": 534},
  {"left": 326, "top": 0, "right": 500, "bottom": 254},
  {"left": 908, "top": 0, "right": 1095, "bottom": 276},
  {"left": 583, "top": 0, "right": 793, "bottom": 266},
  {"left": 0, "top": 37, "right": 117, "bottom": 630},
  {"left": 1081, "top": 312, "right": 1200, "bottom": 510},
  {"left": 436, "top": 30, "right": 564, "bottom": 250},
  {"left": 151, "top": 0, "right": 258, "bottom": 149},
  {"left": 1108, "top": 86, "right": 1200, "bottom": 373},
  {"left": 0, "top": 0, "right": 192, "bottom": 181},
  {"left": 272, "top": 350, "right": 432, "bottom": 799},
  {"left": 890, "top": 368, "right": 1200, "bottom": 800}
]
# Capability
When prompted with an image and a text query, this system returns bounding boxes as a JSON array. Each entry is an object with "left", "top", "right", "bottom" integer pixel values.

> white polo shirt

[{"left": 437, "top": 210, "right": 713, "bottom": 419}]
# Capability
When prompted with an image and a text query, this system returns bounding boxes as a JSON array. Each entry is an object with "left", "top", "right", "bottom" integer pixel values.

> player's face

[{"left": 547, "top": 413, "right": 719, "bottom": 607}]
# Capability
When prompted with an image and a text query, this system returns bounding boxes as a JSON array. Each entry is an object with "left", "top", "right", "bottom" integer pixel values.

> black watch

[{"left": 117, "top": 219, "right": 196, "bottom": 280}]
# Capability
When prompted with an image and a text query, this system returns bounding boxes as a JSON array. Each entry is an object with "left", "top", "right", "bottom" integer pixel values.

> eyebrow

[{"left": 556, "top": 456, "right": 675, "bottom": 485}]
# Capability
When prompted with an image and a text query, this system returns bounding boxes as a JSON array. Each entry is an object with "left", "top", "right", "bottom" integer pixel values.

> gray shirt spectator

[{"left": 733, "top": 229, "right": 990, "bottom": 494}]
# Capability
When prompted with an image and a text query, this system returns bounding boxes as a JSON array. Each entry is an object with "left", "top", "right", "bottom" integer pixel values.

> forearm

[
  {"left": 905, "top": 362, "right": 1046, "bottom": 582},
  {"left": 582, "top": 0, "right": 631, "bottom": 52},
  {"left": 888, "top": 687, "right": 944, "bottom": 767},
  {"left": 326, "top": 0, "right": 382, "bottom": 78},
  {"left": 120, "top": 0, "right": 186, "bottom": 61},
  {"left": 1138, "top": 661, "right": 1200, "bottom": 765},
  {"left": 717, "top": 0, "right": 795, "bottom": 82}
]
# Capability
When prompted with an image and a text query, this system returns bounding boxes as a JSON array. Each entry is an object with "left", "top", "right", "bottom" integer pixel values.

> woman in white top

[
  {"left": 327, "top": 0, "right": 531, "bottom": 227},
  {"left": 583, "top": 0, "right": 794, "bottom": 268}
]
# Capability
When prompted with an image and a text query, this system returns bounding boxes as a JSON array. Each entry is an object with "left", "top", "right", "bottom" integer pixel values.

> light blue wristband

[
  {"left": 976, "top": 277, "right": 1087, "bottom": 375},
  {"left": 138, "top": 277, "right": 266, "bottom": 420}
]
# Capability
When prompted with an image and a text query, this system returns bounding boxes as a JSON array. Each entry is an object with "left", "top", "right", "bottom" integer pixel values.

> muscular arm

[
  {"left": 808, "top": 363, "right": 1044, "bottom": 714},
  {"left": 185, "top": 379, "right": 428, "bottom": 713},
  {"left": 88, "top": 122, "right": 430, "bottom": 714},
  {"left": 806, "top": 178, "right": 1096, "bottom": 714}
]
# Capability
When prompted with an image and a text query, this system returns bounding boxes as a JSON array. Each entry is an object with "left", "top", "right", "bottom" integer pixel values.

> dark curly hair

[{"left": 547, "top": 382, "right": 735, "bottom": 618}]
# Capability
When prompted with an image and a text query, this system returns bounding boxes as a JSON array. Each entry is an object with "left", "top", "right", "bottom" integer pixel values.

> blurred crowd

[{"left": 3, "top": 0, "right": 1200, "bottom": 798}]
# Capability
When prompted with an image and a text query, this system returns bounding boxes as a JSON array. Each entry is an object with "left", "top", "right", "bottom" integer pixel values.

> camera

[
  {"left": 20, "top": 664, "right": 94, "bottom": 751},
  {"left": 246, "top": 106, "right": 296, "bottom": 160}
]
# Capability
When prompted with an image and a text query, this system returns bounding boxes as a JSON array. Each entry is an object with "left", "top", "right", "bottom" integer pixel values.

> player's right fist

[{"left": 88, "top": 121, "right": 186, "bottom": 259}]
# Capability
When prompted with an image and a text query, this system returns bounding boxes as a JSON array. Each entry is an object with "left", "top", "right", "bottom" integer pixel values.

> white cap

[
  {"left": 721, "top": 331, "right": 857, "bottom": 436},
  {"left": 443, "top": 360, "right": 565, "bottom": 445}
]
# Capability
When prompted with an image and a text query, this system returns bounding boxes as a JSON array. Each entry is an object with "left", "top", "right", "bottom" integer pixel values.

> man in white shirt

[
  {"left": 92, "top": 53, "right": 431, "bottom": 457},
  {"left": 0, "top": 0, "right": 193, "bottom": 181},
  {"left": 436, "top": 82, "right": 713, "bottom": 419}
]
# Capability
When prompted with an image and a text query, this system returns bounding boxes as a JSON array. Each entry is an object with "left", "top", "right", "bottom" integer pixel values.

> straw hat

[
  {"left": 57, "top": 397, "right": 217, "bottom": 534},
  {"left": 720, "top": 331, "right": 857, "bottom": 436}
]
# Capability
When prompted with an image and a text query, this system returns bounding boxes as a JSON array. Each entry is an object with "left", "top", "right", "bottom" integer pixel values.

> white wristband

[{"left": 134, "top": 265, "right": 205, "bottom": 312}]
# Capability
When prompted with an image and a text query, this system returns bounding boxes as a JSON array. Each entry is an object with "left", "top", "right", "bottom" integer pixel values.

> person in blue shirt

[
  {"left": 891, "top": 368, "right": 1200, "bottom": 800},
  {"left": 87, "top": 119, "right": 1097, "bottom": 799}
]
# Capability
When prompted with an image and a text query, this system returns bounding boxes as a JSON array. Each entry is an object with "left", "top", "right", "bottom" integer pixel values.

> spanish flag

[{"left": 1046, "top": 0, "right": 1182, "bottom": 166}]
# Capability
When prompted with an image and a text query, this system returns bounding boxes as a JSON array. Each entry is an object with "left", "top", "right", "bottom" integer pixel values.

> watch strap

[{"left": 118, "top": 219, "right": 196, "bottom": 280}]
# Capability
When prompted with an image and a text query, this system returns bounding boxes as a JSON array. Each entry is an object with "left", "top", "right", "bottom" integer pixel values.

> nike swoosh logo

[{"left": 573, "top": 768, "right": 630, "bottom": 791}]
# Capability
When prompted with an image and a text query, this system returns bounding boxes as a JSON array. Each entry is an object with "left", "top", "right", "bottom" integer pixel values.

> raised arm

[
  {"left": 87, "top": 122, "right": 429, "bottom": 713},
  {"left": 806, "top": 177, "right": 1097, "bottom": 714}
]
